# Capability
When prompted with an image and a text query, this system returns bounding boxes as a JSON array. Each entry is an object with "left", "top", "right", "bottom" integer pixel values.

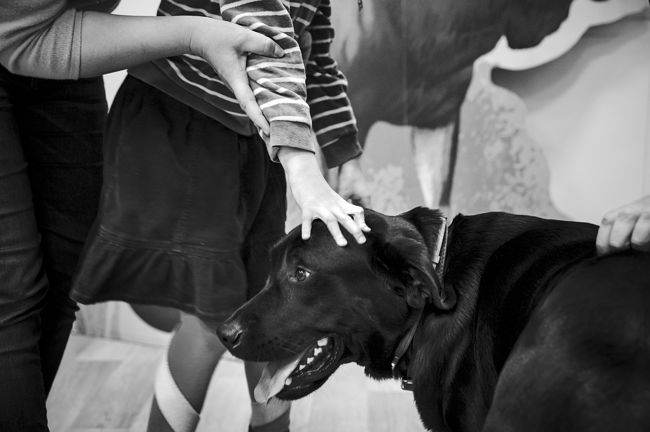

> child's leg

[
  {"left": 147, "top": 313, "right": 226, "bottom": 432},
  {"left": 147, "top": 314, "right": 291, "bottom": 432},
  {"left": 245, "top": 362, "right": 291, "bottom": 431}
]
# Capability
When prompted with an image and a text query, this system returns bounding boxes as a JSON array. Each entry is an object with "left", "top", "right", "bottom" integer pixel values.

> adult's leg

[
  {"left": 14, "top": 76, "right": 105, "bottom": 394},
  {"left": 0, "top": 72, "right": 49, "bottom": 432}
]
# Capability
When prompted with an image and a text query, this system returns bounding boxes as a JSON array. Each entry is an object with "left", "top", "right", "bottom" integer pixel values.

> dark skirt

[{"left": 70, "top": 76, "right": 287, "bottom": 323}]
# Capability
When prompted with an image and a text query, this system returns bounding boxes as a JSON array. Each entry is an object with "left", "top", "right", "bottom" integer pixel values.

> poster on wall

[{"left": 330, "top": 0, "right": 650, "bottom": 218}]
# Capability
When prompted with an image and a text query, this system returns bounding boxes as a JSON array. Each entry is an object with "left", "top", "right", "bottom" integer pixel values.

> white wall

[{"left": 493, "top": 10, "right": 650, "bottom": 223}]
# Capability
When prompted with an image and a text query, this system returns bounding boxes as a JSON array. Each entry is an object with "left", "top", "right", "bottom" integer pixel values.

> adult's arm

[{"left": 0, "top": 0, "right": 282, "bottom": 133}]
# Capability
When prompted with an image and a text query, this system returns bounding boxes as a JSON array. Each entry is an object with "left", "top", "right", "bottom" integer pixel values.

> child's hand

[
  {"left": 336, "top": 157, "right": 371, "bottom": 207},
  {"left": 189, "top": 20, "right": 284, "bottom": 136},
  {"left": 279, "top": 148, "right": 370, "bottom": 246}
]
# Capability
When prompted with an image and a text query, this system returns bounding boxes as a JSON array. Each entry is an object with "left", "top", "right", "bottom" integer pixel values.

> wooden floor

[{"left": 48, "top": 335, "right": 426, "bottom": 432}]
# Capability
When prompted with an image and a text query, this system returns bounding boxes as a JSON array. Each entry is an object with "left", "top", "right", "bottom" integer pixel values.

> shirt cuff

[
  {"left": 268, "top": 121, "right": 315, "bottom": 162},
  {"left": 320, "top": 133, "right": 362, "bottom": 168}
]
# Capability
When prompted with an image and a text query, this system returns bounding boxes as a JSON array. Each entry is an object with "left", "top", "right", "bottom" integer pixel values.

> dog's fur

[{"left": 218, "top": 208, "right": 650, "bottom": 431}]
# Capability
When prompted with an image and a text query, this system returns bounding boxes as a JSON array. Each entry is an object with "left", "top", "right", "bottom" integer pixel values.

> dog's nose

[{"left": 217, "top": 320, "right": 244, "bottom": 349}]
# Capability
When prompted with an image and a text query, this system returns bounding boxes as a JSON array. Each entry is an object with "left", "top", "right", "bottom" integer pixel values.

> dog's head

[{"left": 217, "top": 207, "right": 456, "bottom": 402}]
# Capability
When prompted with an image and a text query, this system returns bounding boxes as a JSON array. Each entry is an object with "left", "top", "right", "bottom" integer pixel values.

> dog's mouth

[{"left": 253, "top": 336, "right": 346, "bottom": 402}]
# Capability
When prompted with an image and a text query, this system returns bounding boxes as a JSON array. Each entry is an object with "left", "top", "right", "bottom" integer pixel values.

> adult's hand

[
  {"left": 596, "top": 195, "right": 650, "bottom": 255},
  {"left": 190, "top": 20, "right": 284, "bottom": 135}
]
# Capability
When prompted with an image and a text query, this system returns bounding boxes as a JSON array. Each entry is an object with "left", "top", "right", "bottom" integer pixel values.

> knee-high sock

[
  {"left": 154, "top": 355, "right": 200, "bottom": 432},
  {"left": 148, "top": 314, "right": 226, "bottom": 432}
]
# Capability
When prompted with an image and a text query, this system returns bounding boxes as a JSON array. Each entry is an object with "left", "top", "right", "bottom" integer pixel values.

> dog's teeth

[
  {"left": 314, "top": 347, "right": 322, "bottom": 356},
  {"left": 285, "top": 378, "right": 292, "bottom": 386},
  {"left": 306, "top": 357, "right": 314, "bottom": 364},
  {"left": 317, "top": 338, "right": 328, "bottom": 347},
  {"left": 299, "top": 365, "right": 306, "bottom": 371}
]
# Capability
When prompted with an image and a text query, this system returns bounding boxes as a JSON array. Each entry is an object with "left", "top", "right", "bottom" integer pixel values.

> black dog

[{"left": 218, "top": 208, "right": 650, "bottom": 431}]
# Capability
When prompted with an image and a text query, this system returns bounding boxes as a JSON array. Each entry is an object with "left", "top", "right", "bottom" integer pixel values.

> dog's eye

[{"left": 289, "top": 267, "right": 311, "bottom": 283}]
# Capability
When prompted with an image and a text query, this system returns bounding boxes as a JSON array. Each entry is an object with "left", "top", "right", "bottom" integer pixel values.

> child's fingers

[
  {"left": 323, "top": 215, "right": 347, "bottom": 247},
  {"left": 343, "top": 203, "right": 370, "bottom": 235},
  {"left": 335, "top": 209, "right": 365, "bottom": 244},
  {"left": 353, "top": 211, "right": 371, "bottom": 233},
  {"left": 308, "top": 208, "right": 347, "bottom": 246}
]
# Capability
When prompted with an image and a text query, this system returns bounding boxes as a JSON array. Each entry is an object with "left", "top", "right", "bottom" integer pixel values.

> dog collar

[{"left": 391, "top": 215, "right": 448, "bottom": 391}]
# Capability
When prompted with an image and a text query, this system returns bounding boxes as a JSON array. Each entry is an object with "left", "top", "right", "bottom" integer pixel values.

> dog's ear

[
  {"left": 400, "top": 207, "right": 456, "bottom": 310},
  {"left": 366, "top": 209, "right": 456, "bottom": 311},
  {"left": 399, "top": 207, "right": 445, "bottom": 255}
]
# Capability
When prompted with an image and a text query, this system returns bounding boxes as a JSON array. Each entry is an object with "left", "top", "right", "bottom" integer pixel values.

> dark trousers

[{"left": 0, "top": 67, "right": 105, "bottom": 431}]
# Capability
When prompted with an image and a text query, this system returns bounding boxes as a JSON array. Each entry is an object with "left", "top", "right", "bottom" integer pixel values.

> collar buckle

[{"left": 401, "top": 378, "right": 414, "bottom": 391}]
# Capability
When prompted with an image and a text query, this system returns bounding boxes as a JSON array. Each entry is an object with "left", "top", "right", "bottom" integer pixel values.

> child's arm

[
  {"left": 220, "top": 0, "right": 369, "bottom": 245},
  {"left": 304, "top": 4, "right": 370, "bottom": 206},
  {"left": 304, "top": 3, "right": 361, "bottom": 169},
  {"left": 219, "top": 0, "right": 313, "bottom": 159}
]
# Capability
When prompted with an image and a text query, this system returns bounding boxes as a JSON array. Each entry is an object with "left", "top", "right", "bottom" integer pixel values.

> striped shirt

[{"left": 130, "top": 0, "right": 361, "bottom": 168}]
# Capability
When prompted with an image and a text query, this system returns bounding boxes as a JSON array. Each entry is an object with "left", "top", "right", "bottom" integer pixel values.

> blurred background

[{"left": 50, "top": 0, "right": 650, "bottom": 430}]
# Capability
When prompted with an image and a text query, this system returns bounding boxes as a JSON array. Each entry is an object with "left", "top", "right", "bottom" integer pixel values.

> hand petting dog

[
  {"left": 597, "top": 195, "right": 650, "bottom": 254},
  {"left": 278, "top": 148, "right": 370, "bottom": 247}
]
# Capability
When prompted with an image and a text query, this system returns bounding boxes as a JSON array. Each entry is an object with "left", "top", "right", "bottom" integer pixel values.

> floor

[{"left": 47, "top": 335, "right": 426, "bottom": 432}]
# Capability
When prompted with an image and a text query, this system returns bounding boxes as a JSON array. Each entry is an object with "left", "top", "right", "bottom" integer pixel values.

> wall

[
  {"left": 493, "top": 10, "right": 650, "bottom": 222},
  {"left": 328, "top": 0, "right": 650, "bottom": 222}
]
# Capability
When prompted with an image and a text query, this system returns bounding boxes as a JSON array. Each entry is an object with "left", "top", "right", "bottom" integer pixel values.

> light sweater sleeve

[
  {"left": 219, "top": 0, "right": 314, "bottom": 161},
  {"left": 0, "top": 0, "right": 84, "bottom": 79}
]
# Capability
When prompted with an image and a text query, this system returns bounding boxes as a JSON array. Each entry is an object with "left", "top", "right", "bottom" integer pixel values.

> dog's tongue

[{"left": 254, "top": 351, "right": 306, "bottom": 403}]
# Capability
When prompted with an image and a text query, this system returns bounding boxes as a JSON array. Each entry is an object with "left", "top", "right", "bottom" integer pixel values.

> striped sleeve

[
  {"left": 220, "top": 0, "right": 314, "bottom": 161},
  {"left": 304, "top": 1, "right": 361, "bottom": 168}
]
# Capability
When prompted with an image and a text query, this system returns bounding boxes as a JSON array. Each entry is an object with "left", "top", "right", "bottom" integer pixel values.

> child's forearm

[
  {"left": 218, "top": 0, "right": 313, "bottom": 157},
  {"left": 277, "top": 147, "right": 321, "bottom": 185}
]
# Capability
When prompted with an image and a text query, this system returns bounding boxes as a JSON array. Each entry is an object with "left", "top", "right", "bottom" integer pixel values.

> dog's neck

[
  {"left": 406, "top": 213, "right": 597, "bottom": 432},
  {"left": 392, "top": 215, "right": 448, "bottom": 388}
]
